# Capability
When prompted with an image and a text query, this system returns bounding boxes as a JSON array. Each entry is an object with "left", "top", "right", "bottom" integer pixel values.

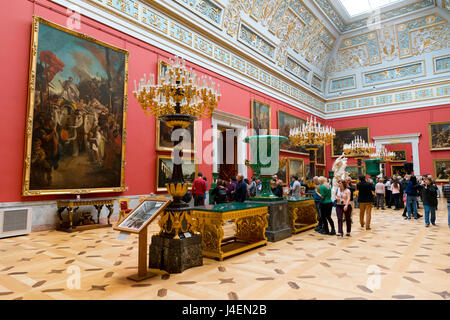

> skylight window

[{"left": 339, "top": 0, "right": 404, "bottom": 17}]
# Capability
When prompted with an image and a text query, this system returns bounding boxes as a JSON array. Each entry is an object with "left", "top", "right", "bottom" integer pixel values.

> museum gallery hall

[{"left": 0, "top": 0, "right": 449, "bottom": 303}]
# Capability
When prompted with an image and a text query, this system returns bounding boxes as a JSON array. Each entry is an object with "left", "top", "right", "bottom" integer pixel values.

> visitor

[
  {"left": 335, "top": 179, "right": 352, "bottom": 237},
  {"left": 357, "top": 175, "right": 375, "bottom": 230},
  {"left": 390, "top": 178, "right": 401, "bottom": 210},
  {"left": 271, "top": 179, "right": 283, "bottom": 198},
  {"left": 405, "top": 175, "right": 419, "bottom": 220},
  {"left": 203, "top": 177, "right": 208, "bottom": 202},
  {"left": 248, "top": 176, "right": 257, "bottom": 198},
  {"left": 289, "top": 176, "right": 301, "bottom": 198},
  {"left": 227, "top": 176, "right": 237, "bottom": 201},
  {"left": 313, "top": 176, "right": 323, "bottom": 232},
  {"left": 375, "top": 178, "right": 386, "bottom": 210},
  {"left": 385, "top": 177, "right": 392, "bottom": 208},
  {"left": 317, "top": 176, "right": 335, "bottom": 235},
  {"left": 443, "top": 179, "right": 450, "bottom": 228},
  {"left": 422, "top": 176, "right": 438, "bottom": 227},
  {"left": 192, "top": 172, "right": 207, "bottom": 206},
  {"left": 256, "top": 178, "right": 262, "bottom": 196},
  {"left": 234, "top": 174, "right": 248, "bottom": 202},
  {"left": 244, "top": 178, "right": 251, "bottom": 200},
  {"left": 211, "top": 179, "right": 228, "bottom": 204}
]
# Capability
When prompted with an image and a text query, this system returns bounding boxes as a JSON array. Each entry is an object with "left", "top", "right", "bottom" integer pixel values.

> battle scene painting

[{"left": 23, "top": 18, "right": 128, "bottom": 195}]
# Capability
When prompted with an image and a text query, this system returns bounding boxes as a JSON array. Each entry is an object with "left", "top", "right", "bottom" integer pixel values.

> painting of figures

[
  {"left": 251, "top": 99, "right": 271, "bottom": 135},
  {"left": 277, "top": 111, "right": 307, "bottom": 154},
  {"left": 157, "top": 156, "right": 198, "bottom": 192},
  {"left": 433, "top": 159, "right": 450, "bottom": 182},
  {"left": 429, "top": 121, "right": 450, "bottom": 150},
  {"left": 23, "top": 17, "right": 128, "bottom": 195},
  {"left": 332, "top": 127, "right": 369, "bottom": 157}
]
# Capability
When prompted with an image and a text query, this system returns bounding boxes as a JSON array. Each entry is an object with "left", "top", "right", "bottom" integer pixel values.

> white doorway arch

[{"left": 372, "top": 133, "right": 421, "bottom": 175}]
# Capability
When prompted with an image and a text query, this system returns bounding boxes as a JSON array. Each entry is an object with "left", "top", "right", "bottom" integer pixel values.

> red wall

[
  {"left": 327, "top": 105, "right": 450, "bottom": 182},
  {"left": 0, "top": 0, "right": 316, "bottom": 203}
]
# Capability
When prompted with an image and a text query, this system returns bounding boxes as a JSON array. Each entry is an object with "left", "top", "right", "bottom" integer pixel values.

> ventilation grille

[{"left": 0, "top": 208, "right": 32, "bottom": 238}]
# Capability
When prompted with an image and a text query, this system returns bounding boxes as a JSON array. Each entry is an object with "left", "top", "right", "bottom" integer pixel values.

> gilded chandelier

[
  {"left": 133, "top": 55, "right": 220, "bottom": 123},
  {"left": 343, "top": 136, "right": 376, "bottom": 157},
  {"left": 370, "top": 146, "right": 395, "bottom": 161},
  {"left": 289, "top": 116, "right": 335, "bottom": 146}
]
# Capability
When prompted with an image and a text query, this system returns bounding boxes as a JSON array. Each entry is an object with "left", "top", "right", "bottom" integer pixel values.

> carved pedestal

[{"left": 248, "top": 199, "right": 291, "bottom": 242}]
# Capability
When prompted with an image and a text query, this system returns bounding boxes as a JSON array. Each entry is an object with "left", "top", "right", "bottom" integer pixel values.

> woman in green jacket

[{"left": 317, "top": 176, "right": 336, "bottom": 235}]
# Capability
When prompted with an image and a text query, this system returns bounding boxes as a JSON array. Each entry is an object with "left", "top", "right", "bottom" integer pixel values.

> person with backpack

[{"left": 210, "top": 179, "right": 228, "bottom": 204}]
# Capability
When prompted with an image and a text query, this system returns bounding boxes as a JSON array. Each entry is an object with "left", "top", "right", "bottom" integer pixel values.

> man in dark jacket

[
  {"left": 422, "top": 176, "right": 438, "bottom": 227},
  {"left": 357, "top": 175, "right": 375, "bottom": 230},
  {"left": 443, "top": 179, "right": 450, "bottom": 228},
  {"left": 234, "top": 174, "right": 248, "bottom": 202},
  {"left": 404, "top": 175, "right": 419, "bottom": 220}
]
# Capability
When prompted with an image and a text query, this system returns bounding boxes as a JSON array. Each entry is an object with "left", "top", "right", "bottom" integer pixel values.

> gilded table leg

[
  {"left": 67, "top": 207, "right": 74, "bottom": 232},
  {"left": 288, "top": 207, "right": 297, "bottom": 233},
  {"left": 94, "top": 205, "right": 104, "bottom": 224},
  {"left": 235, "top": 213, "right": 268, "bottom": 243},
  {"left": 198, "top": 217, "right": 224, "bottom": 260},
  {"left": 106, "top": 204, "right": 113, "bottom": 225}
]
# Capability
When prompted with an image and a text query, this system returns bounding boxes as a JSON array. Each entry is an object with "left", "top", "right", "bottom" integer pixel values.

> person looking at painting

[
  {"left": 375, "top": 178, "right": 386, "bottom": 210},
  {"left": 317, "top": 177, "right": 336, "bottom": 235},
  {"left": 271, "top": 179, "right": 283, "bottom": 198},
  {"left": 390, "top": 178, "right": 401, "bottom": 210},
  {"left": 210, "top": 179, "right": 227, "bottom": 204},
  {"left": 234, "top": 174, "right": 248, "bottom": 202},
  {"left": 335, "top": 180, "right": 352, "bottom": 237},
  {"left": 357, "top": 175, "right": 375, "bottom": 230},
  {"left": 422, "top": 177, "right": 438, "bottom": 227},
  {"left": 192, "top": 172, "right": 207, "bottom": 206},
  {"left": 227, "top": 176, "right": 238, "bottom": 201},
  {"left": 313, "top": 176, "right": 323, "bottom": 233},
  {"left": 289, "top": 176, "right": 301, "bottom": 198},
  {"left": 404, "top": 175, "right": 420, "bottom": 220}
]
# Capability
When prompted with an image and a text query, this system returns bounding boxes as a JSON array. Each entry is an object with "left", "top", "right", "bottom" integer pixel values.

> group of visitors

[{"left": 190, "top": 172, "right": 450, "bottom": 230}]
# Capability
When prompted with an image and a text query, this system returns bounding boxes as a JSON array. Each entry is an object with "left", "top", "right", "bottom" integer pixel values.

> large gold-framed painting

[
  {"left": 332, "top": 127, "right": 369, "bottom": 157},
  {"left": 433, "top": 159, "right": 450, "bottom": 182},
  {"left": 288, "top": 158, "right": 305, "bottom": 180},
  {"left": 345, "top": 166, "right": 364, "bottom": 180},
  {"left": 251, "top": 99, "right": 271, "bottom": 135},
  {"left": 156, "top": 155, "right": 198, "bottom": 192},
  {"left": 277, "top": 111, "right": 307, "bottom": 155},
  {"left": 275, "top": 165, "right": 288, "bottom": 186},
  {"left": 429, "top": 121, "right": 450, "bottom": 150},
  {"left": 23, "top": 17, "right": 128, "bottom": 196}
]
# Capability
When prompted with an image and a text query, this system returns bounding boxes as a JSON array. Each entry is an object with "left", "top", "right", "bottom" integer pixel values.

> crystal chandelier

[
  {"left": 370, "top": 146, "right": 395, "bottom": 161},
  {"left": 343, "top": 136, "right": 375, "bottom": 157},
  {"left": 289, "top": 116, "right": 335, "bottom": 146},
  {"left": 133, "top": 55, "right": 220, "bottom": 123}
]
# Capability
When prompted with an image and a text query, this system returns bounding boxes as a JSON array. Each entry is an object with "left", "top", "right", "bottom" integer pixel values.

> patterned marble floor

[{"left": 0, "top": 201, "right": 449, "bottom": 300}]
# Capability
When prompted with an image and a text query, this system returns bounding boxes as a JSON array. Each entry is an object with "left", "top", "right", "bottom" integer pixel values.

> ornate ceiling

[{"left": 52, "top": 0, "right": 450, "bottom": 116}]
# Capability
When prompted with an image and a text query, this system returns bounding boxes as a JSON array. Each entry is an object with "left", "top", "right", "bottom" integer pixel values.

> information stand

[{"left": 113, "top": 197, "right": 171, "bottom": 281}]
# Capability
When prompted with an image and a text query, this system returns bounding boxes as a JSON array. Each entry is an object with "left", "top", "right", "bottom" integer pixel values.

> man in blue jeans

[
  {"left": 443, "top": 179, "right": 450, "bottom": 227},
  {"left": 421, "top": 177, "right": 438, "bottom": 227},
  {"left": 404, "top": 175, "right": 419, "bottom": 220}
]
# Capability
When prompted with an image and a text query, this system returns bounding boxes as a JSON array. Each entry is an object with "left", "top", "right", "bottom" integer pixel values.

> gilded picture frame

[
  {"left": 22, "top": 16, "right": 128, "bottom": 196},
  {"left": 316, "top": 144, "right": 326, "bottom": 166},
  {"left": 345, "top": 165, "right": 365, "bottom": 180},
  {"left": 433, "top": 159, "right": 450, "bottom": 182},
  {"left": 287, "top": 158, "right": 305, "bottom": 180},
  {"left": 391, "top": 150, "right": 407, "bottom": 162},
  {"left": 251, "top": 99, "right": 271, "bottom": 135},
  {"left": 156, "top": 155, "right": 198, "bottom": 192},
  {"left": 428, "top": 121, "right": 450, "bottom": 151},
  {"left": 332, "top": 127, "right": 370, "bottom": 157},
  {"left": 391, "top": 164, "right": 407, "bottom": 177},
  {"left": 156, "top": 119, "right": 196, "bottom": 153},
  {"left": 277, "top": 110, "right": 308, "bottom": 155}
]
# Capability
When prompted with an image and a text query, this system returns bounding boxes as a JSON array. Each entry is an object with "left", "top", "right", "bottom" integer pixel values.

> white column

[
  {"left": 411, "top": 138, "right": 421, "bottom": 176},
  {"left": 212, "top": 121, "right": 218, "bottom": 173}
]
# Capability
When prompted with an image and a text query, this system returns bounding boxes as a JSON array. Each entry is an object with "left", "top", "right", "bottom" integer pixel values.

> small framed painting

[
  {"left": 391, "top": 150, "right": 406, "bottom": 162},
  {"left": 433, "top": 159, "right": 450, "bottom": 182},
  {"left": 251, "top": 99, "right": 271, "bottom": 135},
  {"left": 429, "top": 121, "right": 450, "bottom": 151},
  {"left": 156, "top": 155, "right": 198, "bottom": 192}
]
